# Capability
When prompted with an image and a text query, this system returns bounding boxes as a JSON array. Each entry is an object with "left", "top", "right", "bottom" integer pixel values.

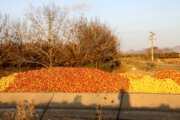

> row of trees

[
  {"left": 0, "top": 4, "right": 119, "bottom": 68},
  {"left": 122, "top": 53, "right": 179, "bottom": 59}
]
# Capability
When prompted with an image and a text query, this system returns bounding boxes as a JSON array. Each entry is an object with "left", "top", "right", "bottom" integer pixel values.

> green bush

[{"left": 83, "top": 60, "right": 119, "bottom": 72}]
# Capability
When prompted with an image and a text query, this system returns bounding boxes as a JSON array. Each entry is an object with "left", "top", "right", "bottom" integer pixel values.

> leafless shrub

[
  {"left": 66, "top": 16, "right": 119, "bottom": 66},
  {"left": 1, "top": 100, "right": 38, "bottom": 120}
]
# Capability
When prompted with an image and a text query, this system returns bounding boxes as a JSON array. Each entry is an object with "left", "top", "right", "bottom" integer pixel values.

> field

[
  {"left": 113, "top": 57, "right": 180, "bottom": 74},
  {"left": 163, "top": 58, "right": 180, "bottom": 63}
]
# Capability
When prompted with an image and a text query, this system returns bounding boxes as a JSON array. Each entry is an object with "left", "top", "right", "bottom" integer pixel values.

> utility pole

[{"left": 149, "top": 31, "right": 156, "bottom": 62}]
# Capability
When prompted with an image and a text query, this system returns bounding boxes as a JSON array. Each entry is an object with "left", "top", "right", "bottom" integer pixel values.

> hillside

[{"left": 172, "top": 45, "right": 180, "bottom": 53}]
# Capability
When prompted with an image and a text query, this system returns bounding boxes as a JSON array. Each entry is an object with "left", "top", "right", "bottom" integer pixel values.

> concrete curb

[{"left": 0, "top": 93, "right": 180, "bottom": 119}]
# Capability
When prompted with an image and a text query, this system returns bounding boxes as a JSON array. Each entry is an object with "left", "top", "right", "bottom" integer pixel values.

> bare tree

[
  {"left": 0, "top": 6, "right": 120, "bottom": 69},
  {"left": 0, "top": 12, "right": 9, "bottom": 43},
  {"left": 0, "top": 12, "right": 11, "bottom": 67},
  {"left": 24, "top": 3, "right": 68, "bottom": 67},
  {"left": 6, "top": 20, "right": 31, "bottom": 67},
  {"left": 66, "top": 16, "right": 119, "bottom": 66}
]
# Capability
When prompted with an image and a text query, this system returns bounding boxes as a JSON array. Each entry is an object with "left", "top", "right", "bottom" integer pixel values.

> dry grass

[
  {"left": 1, "top": 101, "right": 110, "bottom": 120},
  {"left": 113, "top": 57, "right": 180, "bottom": 74},
  {"left": 1, "top": 100, "right": 38, "bottom": 120},
  {"left": 163, "top": 58, "right": 180, "bottom": 64}
]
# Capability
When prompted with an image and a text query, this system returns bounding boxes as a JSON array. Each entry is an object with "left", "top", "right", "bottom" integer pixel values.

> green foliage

[{"left": 83, "top": 60, "right": 119, "bottom": 72}]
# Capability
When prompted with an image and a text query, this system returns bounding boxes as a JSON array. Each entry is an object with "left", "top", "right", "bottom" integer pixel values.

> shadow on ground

[{"left": 0, "top": 93, "right": 180, "bottom": 120}]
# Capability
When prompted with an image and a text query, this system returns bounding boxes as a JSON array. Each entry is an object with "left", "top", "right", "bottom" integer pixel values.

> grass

[
  {"left": 1, "top": 100, "right": 38, "bottom": 120},
  {"left": 83, "top": 60, "right": 119, "bottom": 72},
  {"left": 112, "top": 57, "right": 180, "bottom": 74},
  {"left": 1, "top": 101, "right": 110, "bottom": 120}
]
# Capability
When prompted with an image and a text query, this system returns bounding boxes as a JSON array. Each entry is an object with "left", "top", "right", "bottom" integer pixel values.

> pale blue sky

[{"left": 0, "top": 0, "right": 179, "bottom": 51}]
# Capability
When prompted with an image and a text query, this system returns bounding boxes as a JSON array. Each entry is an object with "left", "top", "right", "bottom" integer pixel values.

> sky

[{"left": 0, "top": 0, "right": 179, "bottom": 51}]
